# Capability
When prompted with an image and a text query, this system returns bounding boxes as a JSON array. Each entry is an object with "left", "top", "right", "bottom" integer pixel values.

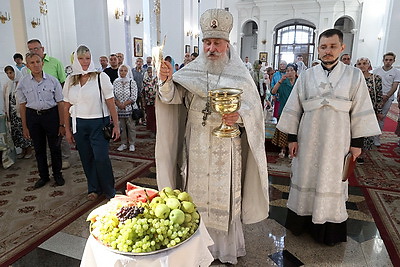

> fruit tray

[{"left": 87, "top": 184, "right": 201, "bottom": 256}]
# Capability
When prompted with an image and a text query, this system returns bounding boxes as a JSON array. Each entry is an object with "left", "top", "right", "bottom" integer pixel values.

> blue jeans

[{"left": 74, "top": 117, "right": 115, "bottom": 198}]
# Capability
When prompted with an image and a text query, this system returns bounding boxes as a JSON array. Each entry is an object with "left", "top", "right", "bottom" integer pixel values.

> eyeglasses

[{"left": 28, "top": 47, "right": 42, "bottom": 52}]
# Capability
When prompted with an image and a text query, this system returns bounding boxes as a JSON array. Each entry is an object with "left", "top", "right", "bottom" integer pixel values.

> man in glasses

[{"left": 340, "top": 53, "right": 351, "bottom": 65}]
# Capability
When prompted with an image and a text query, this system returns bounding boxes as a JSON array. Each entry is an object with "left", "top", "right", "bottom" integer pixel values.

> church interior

[{"left": 0, "top": 0, "right": 399, "bottom": 266}]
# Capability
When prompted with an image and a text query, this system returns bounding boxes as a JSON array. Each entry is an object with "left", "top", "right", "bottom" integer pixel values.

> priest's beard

[{"left": 204, "top": 51, "right": 230, "bottom": 74}]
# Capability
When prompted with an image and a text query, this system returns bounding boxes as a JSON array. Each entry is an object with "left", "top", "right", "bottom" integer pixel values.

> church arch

[{"left": 334, "top": 16, "right": 355, "bottom": 58}]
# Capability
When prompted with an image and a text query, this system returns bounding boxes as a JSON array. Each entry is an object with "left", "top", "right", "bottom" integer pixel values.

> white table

[{"left": 80, "top": 220, "right": 214, "bottom": 267}]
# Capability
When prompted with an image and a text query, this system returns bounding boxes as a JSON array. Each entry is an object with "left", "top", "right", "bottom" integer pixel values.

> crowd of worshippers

[
  {"left": 0, "top": 38, "right": 203, "bottom": 193},
  {"left": 1, "top": 44, "right": 200, "bottom": 161}
]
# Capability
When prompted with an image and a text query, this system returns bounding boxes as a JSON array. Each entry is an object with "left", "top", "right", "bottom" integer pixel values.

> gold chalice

[{"left": 209, "top": 88, "right": 243, "bottom": 138}]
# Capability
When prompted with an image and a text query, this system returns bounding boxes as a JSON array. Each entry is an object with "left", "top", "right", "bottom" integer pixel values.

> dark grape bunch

[{"left": 116, "top": 206, "right": 145, "bottom": 223}]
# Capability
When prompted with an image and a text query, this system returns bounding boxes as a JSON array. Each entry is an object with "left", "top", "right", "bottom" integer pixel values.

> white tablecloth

[{"left": 80, "top": 220, "right": 214, "bottom": 267}]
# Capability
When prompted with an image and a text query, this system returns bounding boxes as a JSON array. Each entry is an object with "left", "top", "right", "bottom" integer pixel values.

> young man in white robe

[
  {"left": 155, "top": 9, "right": 269, "bottom": 265},
  {"left": 277, "top": 29, "right": 381, "bottom": 246}
]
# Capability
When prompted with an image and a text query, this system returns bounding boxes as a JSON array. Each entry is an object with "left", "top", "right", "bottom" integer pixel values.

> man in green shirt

[
  {"left": 27, "top": 39, "right": 66, "bottom": 85},
  {"left": 27, "top": 39, "right": 70, "bottom": 169}
]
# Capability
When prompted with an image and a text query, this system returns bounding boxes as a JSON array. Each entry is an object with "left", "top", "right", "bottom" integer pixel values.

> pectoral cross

[{"left": 201, "top": 100, "right": 212, "bottom": 126}]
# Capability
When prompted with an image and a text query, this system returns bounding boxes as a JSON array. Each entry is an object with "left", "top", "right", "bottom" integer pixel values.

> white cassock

[
  {"left": 155, "top": 45, "right": 269, "bottom": 264},
  {"left": 277, "top": 62, "right": 381, "bottom": 224}
]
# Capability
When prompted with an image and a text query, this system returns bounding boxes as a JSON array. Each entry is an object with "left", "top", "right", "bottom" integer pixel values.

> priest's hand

[
  {"left": 159, "top": 61, "right": 173, "bottom": 83},
  {"left": 288, "top": 142, "right": 298, "bottom": 158},
  {"left": 223, "top": 112, "right": 239, "bottom": 126},
  {"left": 350, "top": 146, "right": 362, "bottom": 160}
]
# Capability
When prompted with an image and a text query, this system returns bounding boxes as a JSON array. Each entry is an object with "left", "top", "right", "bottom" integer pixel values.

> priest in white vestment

[
  {"left": 155, "top": 9, "right": 269, "bottom": 264},
  {"left": 277, "top": 29, "right": 381, "bottom": 245}
]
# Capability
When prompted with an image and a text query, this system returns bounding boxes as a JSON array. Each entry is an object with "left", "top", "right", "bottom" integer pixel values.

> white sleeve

[{"left": 158, "top": 80, "right": 185, "bottom": 104}]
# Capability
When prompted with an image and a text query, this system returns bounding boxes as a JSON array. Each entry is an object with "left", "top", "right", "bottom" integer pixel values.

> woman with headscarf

[
  {"left": 355, "top": 57, "right": 384, "bottom": 163},
  {"left": 113, "top": 64, "right": 138, "bottom": 152},
  {"left": 271, "top": 63, "right": 298, "bottom": 158},
  {"left": 3, "top": 65, "right": 33, "bottom": 158},
  {"left": 63, "top": 45, "right": 120, "bottom": 200}
]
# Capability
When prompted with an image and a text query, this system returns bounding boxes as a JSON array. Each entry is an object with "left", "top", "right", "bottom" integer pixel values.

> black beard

[{"left": 320, "top": 56, "right": 340, "bottom": 66}]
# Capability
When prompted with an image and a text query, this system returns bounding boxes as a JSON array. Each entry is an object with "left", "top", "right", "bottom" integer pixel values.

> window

[{"left": 274, "top": 23, "right": 315, "bottom": 69}]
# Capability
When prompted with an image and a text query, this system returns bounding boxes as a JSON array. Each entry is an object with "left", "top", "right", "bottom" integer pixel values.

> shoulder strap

[{"left": 98, "top": 73, "right": 105, "bottom": 120}]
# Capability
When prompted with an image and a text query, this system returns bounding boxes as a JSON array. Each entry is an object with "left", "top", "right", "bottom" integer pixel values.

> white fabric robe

[
  {"left": 155, "top": 45, "right": 269, "bottom": 263},
  {"left": 277, "top": 62, "right": 381, "bottom": 224}
]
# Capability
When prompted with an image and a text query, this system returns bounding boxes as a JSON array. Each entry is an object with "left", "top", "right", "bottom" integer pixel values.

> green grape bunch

[{"left": 88, "top": 185, "right": 201, "bottom": 254}]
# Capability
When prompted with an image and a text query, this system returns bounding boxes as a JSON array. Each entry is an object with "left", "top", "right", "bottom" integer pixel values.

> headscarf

[
  {"left": 114, "top": 64, "right": 133, "bottom": 83},
  {"left": 5, "top": 65, "right": 22, "bottom": 83},
  {"left": 70, "top": 45, "right": 97, "bottom": 76}
]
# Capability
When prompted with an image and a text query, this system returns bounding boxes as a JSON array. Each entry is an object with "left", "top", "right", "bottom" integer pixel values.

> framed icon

[
  {"left": 133, "top": 37, "right": 143, "bottom": 57},
  {"left": 194, "top": 46, "right": 199, "bottom": 54},
  {"left": 185, "top": 45, "right": 191, "bottom": 53},
  {"left": 259, "top": 52, "right": 268, "bottom": 63}
]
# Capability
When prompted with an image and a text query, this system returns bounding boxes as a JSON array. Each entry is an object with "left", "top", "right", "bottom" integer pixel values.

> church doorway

[
  {"left": 273, "top": 20, "right": 316, "bottom": 69},
  {"left": 240, "top": 20, "right": 258, "bottom": 64}
]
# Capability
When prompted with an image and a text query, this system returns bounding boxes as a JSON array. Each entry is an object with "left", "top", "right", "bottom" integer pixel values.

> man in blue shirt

[{"left": 16, "top": 52, "right": 65, "bottom": 188}]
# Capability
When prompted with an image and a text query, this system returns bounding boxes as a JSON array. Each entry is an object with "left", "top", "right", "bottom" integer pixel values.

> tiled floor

[{"left": 10, "top": 175, "right": 394, "bottom": 267}]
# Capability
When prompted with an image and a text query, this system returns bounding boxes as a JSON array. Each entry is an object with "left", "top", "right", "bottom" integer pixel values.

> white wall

[
  {"left": 0, "top": 0, "right": 17, "bottom": 86},
  {"left": 74, "top": 0, "right": 110, "bottom": 67},
  {"left": 159, "top": 0, "right": 184, "bottom": 66},
  {"left": 384, "top": 0, "right": 400, "bottom": 68},
  {"left": 356, "top": 0, "right": 390, "bottom": 68}
]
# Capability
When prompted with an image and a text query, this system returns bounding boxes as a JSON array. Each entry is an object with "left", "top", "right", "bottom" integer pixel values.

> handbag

[
  {"left": 129, "top": 80, "right": 144, "bottom": 120},
  {"left": 132, "top": 108, "right": 144, "bottom": 120},
  {"left": 98, "top": 74, "right": 114, "bottom": 140}
]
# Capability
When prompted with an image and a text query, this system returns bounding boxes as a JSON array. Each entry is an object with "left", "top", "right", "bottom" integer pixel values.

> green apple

[
  {"left": 169, "top": 209, "right": 185, "bottom": 225},
  {"left": 151, "top": 196, "right": 164, "bottom": 205},
  {"left": 150, "top": 196, "right": 165, "bottom": 208},
  {"left": 165, "top": 198, "right": 181, "bottom": 210},
  {"left": 177, "top": 192, "right": 190, "bottom": 201},
  {"left": 181, "top": 201, "right": 195, "bottom": 213},
  {"left": 154, "top": 204, "right": 170, "bottom": 219}
]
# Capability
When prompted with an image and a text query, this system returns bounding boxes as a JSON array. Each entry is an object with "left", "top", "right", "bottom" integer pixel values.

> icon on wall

[
  {"left": 259, "top": 52, "right": 268, "bottom": 63},
  {"left": 134, "top": 37, "right": 143, "bottom": 57}
]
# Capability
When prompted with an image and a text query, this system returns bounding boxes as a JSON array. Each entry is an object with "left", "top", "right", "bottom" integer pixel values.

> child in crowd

[{"left": 113, "top": 64, "right": 138, "bottom": 152}]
